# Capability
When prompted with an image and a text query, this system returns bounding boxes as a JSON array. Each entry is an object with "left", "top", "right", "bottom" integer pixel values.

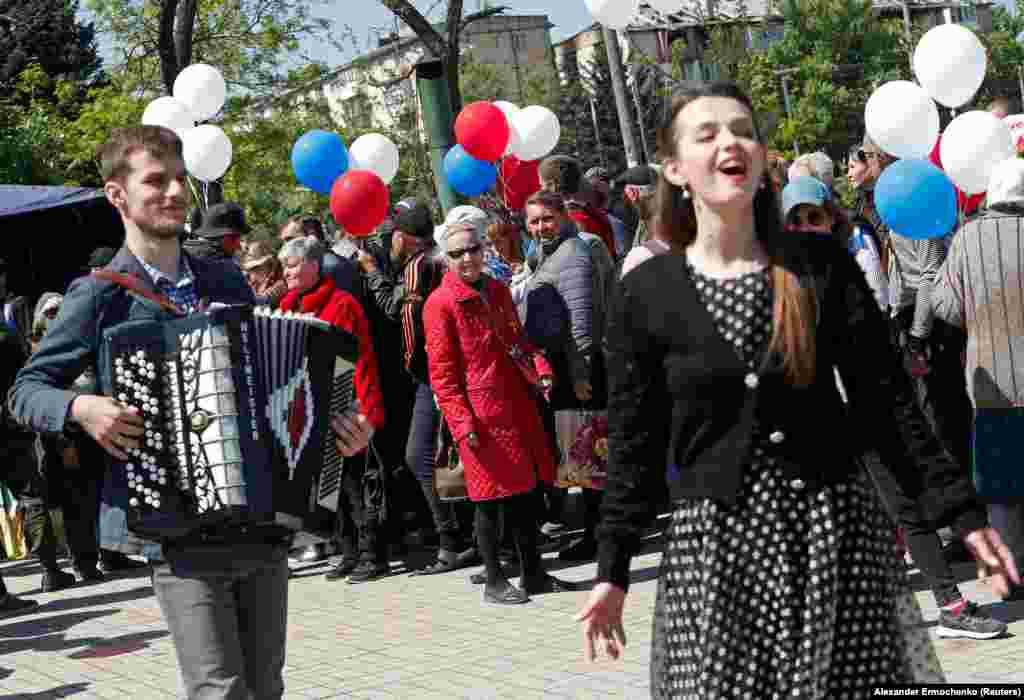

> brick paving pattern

[{"left": 1, "top": 546, "right": 1022, "bottom": 699}]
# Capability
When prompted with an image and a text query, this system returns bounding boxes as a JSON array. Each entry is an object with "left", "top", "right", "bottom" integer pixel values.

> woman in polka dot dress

[{"left": 575, "top": 82, "right": 1020, "bottom": 699}]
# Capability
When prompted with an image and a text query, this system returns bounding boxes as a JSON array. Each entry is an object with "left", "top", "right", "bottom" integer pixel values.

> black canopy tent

[{"left": 0, "top": 186, "right": 124, "bottom": 303}]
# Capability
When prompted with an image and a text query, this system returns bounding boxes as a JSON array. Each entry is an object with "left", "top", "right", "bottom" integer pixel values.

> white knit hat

[{"left": 435, "top": 205, "right": 490, "bottom": 251}]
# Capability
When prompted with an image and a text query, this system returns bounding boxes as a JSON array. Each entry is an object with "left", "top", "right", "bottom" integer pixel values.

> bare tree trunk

[
  {"left": 445, "top": 0, "right": 465, "bottom": 115},
  {"left": 174, "top": 0, "right": 198, "bottom": 70},
  {"left": 158, "top": 0, "right": 181, "bottom": 94}
]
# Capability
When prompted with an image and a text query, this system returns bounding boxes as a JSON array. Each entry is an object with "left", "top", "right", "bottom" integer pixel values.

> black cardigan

[{"left": 596, "top": 236, "right": 986, "bottom": 591}]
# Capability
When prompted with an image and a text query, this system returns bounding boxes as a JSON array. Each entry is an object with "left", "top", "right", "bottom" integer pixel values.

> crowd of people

[{"left": 0, "top": 80, "right": 1022, "bottom": 698}]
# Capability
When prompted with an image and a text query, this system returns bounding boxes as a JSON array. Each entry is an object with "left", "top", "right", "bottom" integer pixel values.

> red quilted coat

[
  {"left": 424, "top": 272, "right": 556, "bottom": 501},
  {"left": 279, "top": 277, "right": 386, "bottom": 431}
]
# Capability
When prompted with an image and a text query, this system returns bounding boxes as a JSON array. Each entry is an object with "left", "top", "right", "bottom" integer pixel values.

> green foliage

[
  {"left": 554, "top": 43, "right": 631, "bottom": 173},
  {"left": 0, "top": 0, "right": 102, "bottom": 101},
  {"left": 222, "top": 92, "right": 344, "bottom": 229},
  {"left": 84, "top": 0, "right": 339, "bottom": 97},
  {"left": 706, "top": 0, "right": 908, "bottom": 160},
  {"left": 975, "top": 6, "right": 1024, "bottom": 107},
  {"left": 0, "top": 108, "right": 64, "bottom": 184},
  {"left": 459, "top": 49, "right": 560, "bottom": 108}
]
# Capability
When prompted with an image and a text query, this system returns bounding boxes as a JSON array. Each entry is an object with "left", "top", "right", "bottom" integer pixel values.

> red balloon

[
  {"left": 455, "top": 102, "right": 510, "bottom": 163},
  {"left": 929, "top": 133, "right": 984, "bottom": 217},
  {"left": 330, "top": 170, "right": 389, "bottom": 237},
  {"left": 499, "top": 155, "right": 541, "bottom": 211}
]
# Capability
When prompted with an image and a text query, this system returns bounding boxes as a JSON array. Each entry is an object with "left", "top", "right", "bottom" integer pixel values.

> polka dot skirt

[{"left": 649, "top": 265, "right": 945, "bottom": 699}]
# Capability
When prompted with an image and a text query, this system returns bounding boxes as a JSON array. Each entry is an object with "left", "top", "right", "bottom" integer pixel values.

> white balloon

[
  {"left": 647, "top": 0, "right": 683, "bottom": 13},
  {"left": 940, "top": 111, "right": 1015, "bottom": 194},
  {"left": 142, "top": 97, "right": 195, "bottom": 137},
  {"left": 183, "top": 124, "right": 233, "bottom": 182},
  {"left": 864, "top": 81, "right": 939, "bottom": 160},
  {"left": 173, "top": 64, "right": 227, "bottom": 122},
  {"left": 493, "top": 101, "right": 521, "bottom": 157},
  {"left": 913, "top": 24, "right": 986, "bottom": 108},
  {"left": 511, "top": 106, "right": 561, "bottom": 162},
  {"left": 348, "top": 133, "right": 400, "bottom": 185},
  {"left": 584, "top": 0, "right": 640, "bottom": 30}
]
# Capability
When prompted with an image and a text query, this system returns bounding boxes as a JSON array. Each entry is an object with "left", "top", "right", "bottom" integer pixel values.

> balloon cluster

[
  {"left": 445, "top": 100, "right": 560, "bottom": 198},
  {"left": 290, "top": 130, "right": 400, "bottom": 237},
  {"left": 142, "top": 64, "right": 232, "bottom": 182},
  {"left": 866, "top": 25, "right": 1016, "bottom": 240}
]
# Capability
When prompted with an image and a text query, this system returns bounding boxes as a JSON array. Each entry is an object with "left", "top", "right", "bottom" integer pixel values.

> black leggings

[{"left": 475, "top": 494, "right": 540, "bottom": 586}]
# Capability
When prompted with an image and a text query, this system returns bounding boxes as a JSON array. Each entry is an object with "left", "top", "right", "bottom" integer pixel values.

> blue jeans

[
  {"left": 151, "top": 543, "right": 289, "bottom": 700},
  {"left": 406, "top": 382, "right": 472, "bottom": 552}
]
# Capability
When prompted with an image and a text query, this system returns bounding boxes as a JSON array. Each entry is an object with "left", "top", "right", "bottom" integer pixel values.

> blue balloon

[
  {"left": 291, "top": 130, "right": 349, "bottom": 194},
  {"left": 444, "top": 145, "right": 497, "bottom": 197},
  {"left": 874, "top": 159, "right": 958, "bottom": 240}
]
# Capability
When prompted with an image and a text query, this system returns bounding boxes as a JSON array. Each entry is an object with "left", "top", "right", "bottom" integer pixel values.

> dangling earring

[{"left": 681, "top": 184, "right": 691, "bottom": 200}]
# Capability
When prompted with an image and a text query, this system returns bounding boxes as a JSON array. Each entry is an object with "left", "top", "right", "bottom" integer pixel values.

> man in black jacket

[
  {"left": 182, "top": 201, "right": 248, "bottom": 263},
  {"left": 352, "top": 199, "right": 478, "bottom": 576}
]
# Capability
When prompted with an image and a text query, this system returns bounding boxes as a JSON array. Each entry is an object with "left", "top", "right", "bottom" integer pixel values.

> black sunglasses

[
  {"left": 447, "top": 244, "right": 483, "bottom": 260},
  {"left": 852, "top": 149, "right": 880, "bottom": 164}
]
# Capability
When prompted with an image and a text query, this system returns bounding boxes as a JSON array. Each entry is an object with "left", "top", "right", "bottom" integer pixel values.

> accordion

[{"left": 102, "top": 305, "right": 357, "bottom": 542}]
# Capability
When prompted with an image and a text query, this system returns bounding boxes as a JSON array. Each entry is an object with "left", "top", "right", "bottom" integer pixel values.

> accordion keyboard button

[{"left": 129, "top": 497, "right": 138, "bottom": 507}]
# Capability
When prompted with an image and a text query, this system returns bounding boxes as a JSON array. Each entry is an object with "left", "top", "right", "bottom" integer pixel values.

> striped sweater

[{"left": 932, "top": 210, "right": 1024, "bottom": 409}]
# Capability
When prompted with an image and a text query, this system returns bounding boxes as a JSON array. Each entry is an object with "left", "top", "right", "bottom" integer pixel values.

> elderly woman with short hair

[
  {"left": 277, "top": 236, "right": 388, "bottom": 583},
  {"left": 424, "top": 222, "right": 575, "bottom": 605}
]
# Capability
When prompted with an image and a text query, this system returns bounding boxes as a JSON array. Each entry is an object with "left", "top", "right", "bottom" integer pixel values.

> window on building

[
  {"left": 959, "top": 0, "right": 978, "bottom": 25},
  {"left": 343, "top": 94, "right": 373, "bottom": 130}
]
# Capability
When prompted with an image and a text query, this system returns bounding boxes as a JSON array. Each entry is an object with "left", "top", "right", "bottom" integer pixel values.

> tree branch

[{"left": 380, "top": 0, "right": 447, "bottom": 58}]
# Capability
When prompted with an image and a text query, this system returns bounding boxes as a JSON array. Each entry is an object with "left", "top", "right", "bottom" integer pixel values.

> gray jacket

[
  {"left": 519, "top": 227, "right": 595, "bottom": 388},
  {"left": 933, "top": 210, "right": 1024, "bottom": 409}
]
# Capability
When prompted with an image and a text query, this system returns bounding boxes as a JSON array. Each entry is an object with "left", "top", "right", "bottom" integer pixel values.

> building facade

[
  {"left": 287, "top": 13, "right": 553, "bottom": 132},
  {"left": 554, "top": 0, "right": 993, "bottom": 88}
]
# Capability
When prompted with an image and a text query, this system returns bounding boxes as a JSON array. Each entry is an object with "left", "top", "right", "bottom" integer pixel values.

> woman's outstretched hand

[
  {"left": 575, "top": 582, "right": 628, "bottom": 662},
  {"left": 964, "top": 527, "right": 1021, "bottom": 598}
]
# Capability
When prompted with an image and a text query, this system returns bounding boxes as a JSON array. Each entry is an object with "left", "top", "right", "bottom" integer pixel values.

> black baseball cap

[
  {"left": 392, "top": 199, "right": 434, "bottom": 240},
  {"left": 193, "top": 202, "right": 250, "bottom": 239}
]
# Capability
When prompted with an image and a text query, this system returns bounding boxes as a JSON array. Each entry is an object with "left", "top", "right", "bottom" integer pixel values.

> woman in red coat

[
  {"left": 278, "top": 236, "right": 388, "bottom": 583},
  {"left": 425, "top": 222, "right": 575, "bottom": 605}
]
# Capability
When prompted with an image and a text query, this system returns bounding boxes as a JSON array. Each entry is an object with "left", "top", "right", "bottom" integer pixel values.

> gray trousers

[{"left": 151, "top": 543, "right": 289, "bottom": 700}]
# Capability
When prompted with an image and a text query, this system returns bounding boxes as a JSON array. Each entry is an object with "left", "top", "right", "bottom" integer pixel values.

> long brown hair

[{"left": 657, "top": 82, "right": 817, "bottom": 386}]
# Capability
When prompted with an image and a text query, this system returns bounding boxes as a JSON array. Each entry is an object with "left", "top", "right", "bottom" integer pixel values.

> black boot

[
  {"left": 483, "top": 579, "right": 529, "bottom": 605},
  {"left": 325, "top": 558, "right": 359, "bottom": 582},
  {"left": 41, "top": 568, "right": 76, "bottom": 593}
]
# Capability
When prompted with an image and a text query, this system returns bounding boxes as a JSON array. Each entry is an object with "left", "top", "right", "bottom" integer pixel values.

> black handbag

[{"left": 433, "top": 418, "right": 468, "bottom": 502}]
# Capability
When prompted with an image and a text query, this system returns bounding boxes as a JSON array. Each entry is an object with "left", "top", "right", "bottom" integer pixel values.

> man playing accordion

[{"left": 8, "top": 125, "right": 374, "bottom": 700}]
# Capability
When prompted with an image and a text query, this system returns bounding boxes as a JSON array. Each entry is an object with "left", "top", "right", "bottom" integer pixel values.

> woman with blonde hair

[{"left": 576, "top": 82, "right": 1018, "bottom": 697}]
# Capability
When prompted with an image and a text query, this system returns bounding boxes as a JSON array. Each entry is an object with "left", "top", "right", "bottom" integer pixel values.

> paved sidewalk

[{"left": 1, "top": 545, "right": 1022, "bottom": 699}]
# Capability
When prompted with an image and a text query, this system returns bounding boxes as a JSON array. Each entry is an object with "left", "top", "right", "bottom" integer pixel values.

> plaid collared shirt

[{"left": 137, "top": 254, "right": 199, "bottom": 314}]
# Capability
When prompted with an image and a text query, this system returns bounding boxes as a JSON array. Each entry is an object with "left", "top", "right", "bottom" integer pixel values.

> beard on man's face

[{"left": 141, "top": 222, "right": 187, "bottom": 240}]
